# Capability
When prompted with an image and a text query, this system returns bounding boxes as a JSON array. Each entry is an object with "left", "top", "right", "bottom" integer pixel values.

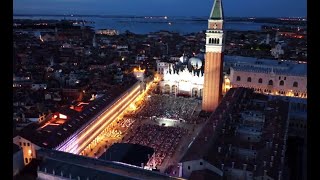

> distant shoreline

[
  {"left": 13, "top": 14, "right": 307, "bottom": 20},
  {"left": 13, "top": 14, "right": 306, "bottom": 34}
]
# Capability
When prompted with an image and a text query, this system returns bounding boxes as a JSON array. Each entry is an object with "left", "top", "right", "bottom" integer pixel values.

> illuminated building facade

[
  {"left": 225, "top": 57, "right": 307, "bottom": 98},
  {"left": 96, "top": 29, "right": 119, "bottom": 36},
  {"left": 133, "top": 66, "right": 145, "bottom": 82},
  {"left": 202, "top": 0, "right": 225, "bottom": 112},
  {"left": 157, "top": 59, "right": 204, "bottom": 97}
]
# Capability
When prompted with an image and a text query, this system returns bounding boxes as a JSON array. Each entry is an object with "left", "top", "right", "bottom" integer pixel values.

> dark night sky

[{"left": 14, "top": 0, "right": 306, "bottom": 17}]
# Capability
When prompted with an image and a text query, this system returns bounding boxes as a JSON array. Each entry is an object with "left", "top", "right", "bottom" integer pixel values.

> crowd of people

[
  {"left": 136, "top": 94, "right": 201, "bottom": 123},
  {"left": 124, "top": 124, "right": 188, "bottom": 168},
  {"left": 118, "top": 117, "right": 136, "bottom": 128},
  {"left": 103, "top": 129, "right": 122, "bottom": 138}
]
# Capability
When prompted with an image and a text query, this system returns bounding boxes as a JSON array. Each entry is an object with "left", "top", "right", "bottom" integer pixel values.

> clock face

[{"left": 214, "top": 23, "right": 218, "bottom": 29}]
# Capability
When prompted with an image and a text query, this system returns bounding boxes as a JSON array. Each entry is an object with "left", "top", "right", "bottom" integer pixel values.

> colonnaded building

[{"left": 224, "top": 56, "right": 307, "bottom": 98}]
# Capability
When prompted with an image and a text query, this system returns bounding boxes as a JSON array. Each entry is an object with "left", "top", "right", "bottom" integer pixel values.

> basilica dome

[{"left": 189, "top": 57, "right": 202, "bottom": 69}]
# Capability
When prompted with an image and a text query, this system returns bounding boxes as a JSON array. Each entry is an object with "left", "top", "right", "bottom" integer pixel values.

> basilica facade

[{"left": 157, "top": 60, "right": 204, "bottom": 98}]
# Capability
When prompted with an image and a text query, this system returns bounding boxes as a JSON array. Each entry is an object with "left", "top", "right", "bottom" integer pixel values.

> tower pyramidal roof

[{"left": 209, "top": 0, "right": 224, "bottom": 20}]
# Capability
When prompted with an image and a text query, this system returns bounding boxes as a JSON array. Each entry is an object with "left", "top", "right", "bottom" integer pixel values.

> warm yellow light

[
  {"left": 59, "top": 113, "right": 67, "bottom": 119},
  {"left": 63, "top": 86, "right": 140, "bottom": 153},
  {"left": 28, "top": 149, "right": 32, "bottom": 155},
  {"left": 129, "top": 103, "right": 137, "bottom": 110}
]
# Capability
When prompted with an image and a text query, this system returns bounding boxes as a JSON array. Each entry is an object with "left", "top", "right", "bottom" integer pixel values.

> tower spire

[{"left": 209, "top": 0, "right": 224, "bottom": 20}]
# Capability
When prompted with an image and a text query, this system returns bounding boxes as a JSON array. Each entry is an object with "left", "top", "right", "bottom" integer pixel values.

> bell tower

[{"left": 202, "top": 0, "right": 225, "bottom": 112}]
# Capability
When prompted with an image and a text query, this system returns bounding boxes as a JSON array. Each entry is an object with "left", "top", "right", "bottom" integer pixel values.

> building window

[
  {"left": 188, "top": 166, "right": 191, "bottom": 170},
  {"left": 27, "top": 143, "right": 30, "bottom": 146},
  {"left": 258, "top": 78, "right": 263, "bottom": 83},
  {"left": 19, "top": 142, "right": 22, "bottom": 146},
  {"left": 247, "top": 77, "right": 252, "bottom": 82},
  {"left": 217, "top": 39, "right": 220, "bottom": 44},
  {"left": 284, "top": 77, "right": 286, "bottom": 80},
  {"left": 268, "top": 80, "right": 273, "bottom": 86},
  {"left": 293, "top": 82, "right": 298, "bottom": 87},
  {"left": 23, "top": 142, "right": 26, "bottom": 146},
  {"left": 279, "top": 80, "right": 284, "bottom": 86},
  {"left": 236, "top": 76, "right": 241, "bottom": 81},
  {"left": 209, "top": 38, "right": 212, "bottom": 44},
  {"left": 200, "top": 162, "right": 203, "bottom": 165},
  {"left": 279, "top": 76, "right": 281, "bottom": 80},
  {"left": 25, "top": 158, "right": 28, "bottom": 164}
]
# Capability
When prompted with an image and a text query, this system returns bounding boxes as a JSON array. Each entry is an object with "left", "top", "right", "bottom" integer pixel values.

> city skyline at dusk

[
  {"left": 12, "top": 0, "right": 307, "bottom": 179},
  {"left": 14, "top": 0, "right": 307, "bottom": 17}
]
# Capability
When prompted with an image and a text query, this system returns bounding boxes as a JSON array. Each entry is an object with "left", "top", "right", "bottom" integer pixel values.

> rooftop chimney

[
  {"left": 218, "top": 147, "right": 222, "bottom": 153},
  {"left": 53, "top": 169, "right": 55, "bottom": 175},
  {"left": 44, "top": 168, "right": 47, "bottom": 173},
  {"left": 232, "top": 162, "right": 235, "bottom": 169},
  {"left": 221, "top": 164, "right": 224, "bottom": 170},
  {"left": 254, "top": 165, "right": 257, "bottom": 171}
]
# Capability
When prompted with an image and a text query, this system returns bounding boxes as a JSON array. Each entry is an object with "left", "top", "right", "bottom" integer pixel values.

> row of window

[
  {"left": 208, "top": 38, "right": 220, "bottom": 44},
  {"left": 246, "top": 87, "right": 305, "bottom": 97},
  {"left": 19, "top": 142, "right": 30, "bottom": 147},
  {"left": 236, "top": 76, "right": 299, "bottom": 87}
]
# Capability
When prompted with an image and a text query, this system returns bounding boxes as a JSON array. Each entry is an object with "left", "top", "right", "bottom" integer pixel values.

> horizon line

[{"left": 13, "top": 13, "right": 307, "bottom": 19}]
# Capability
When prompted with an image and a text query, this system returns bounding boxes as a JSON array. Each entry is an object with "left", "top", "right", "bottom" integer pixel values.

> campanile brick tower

[{"left": 202, "top": 0, "right": 224, "bottom": 112}]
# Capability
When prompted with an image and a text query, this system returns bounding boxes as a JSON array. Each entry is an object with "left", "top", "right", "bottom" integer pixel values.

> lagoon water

[{"left": 14, "top": 15, "right": 277, "bottom": 34}]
